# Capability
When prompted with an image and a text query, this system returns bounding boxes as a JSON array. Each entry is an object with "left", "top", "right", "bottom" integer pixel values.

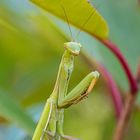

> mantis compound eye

[{"left": 64, "top": 42, "right": 82, "bottom": 56}]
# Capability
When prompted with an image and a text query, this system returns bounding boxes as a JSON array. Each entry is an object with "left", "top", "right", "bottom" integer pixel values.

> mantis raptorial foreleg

[
  {"left": 58, "top": 71, "right": 99, "bottom": 108},
  {"left": 32, "top": 42, "right": 99, "bottom": 140}
]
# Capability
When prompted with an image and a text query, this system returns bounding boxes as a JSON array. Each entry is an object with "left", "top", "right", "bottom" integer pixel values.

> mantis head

[{"left": 64, "top": 42, "right": 82, "bottom": 56}]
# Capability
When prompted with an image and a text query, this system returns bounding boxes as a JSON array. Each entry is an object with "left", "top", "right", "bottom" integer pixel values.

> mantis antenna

[
  {"left": 60, "top": 4, "right": 74, "bottom": 41},
  {"left": 75, "top": 3, "right": 101, "bottom": 40},
  {"left": 60, "top": 2, "right": 101, "bottom": 41}
]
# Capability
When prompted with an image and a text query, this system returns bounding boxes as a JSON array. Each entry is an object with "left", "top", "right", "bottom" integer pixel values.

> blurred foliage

[
  {"left": 0, "top": 0, "right": 140, "bottom": 140},
  {"left": 0, "top": 90, "right": 35, "bottom": 134}
]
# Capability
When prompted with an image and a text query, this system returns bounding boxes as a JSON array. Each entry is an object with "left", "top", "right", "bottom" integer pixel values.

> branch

[{"left": 113, "top": 94, "right": 136, "bottom": 140}]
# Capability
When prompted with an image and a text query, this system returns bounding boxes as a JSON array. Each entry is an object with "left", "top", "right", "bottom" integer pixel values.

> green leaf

[
  {"left": 30, "top": 0, "right": 109, "bottom": 39},
  {"left": 0, "top": 90, "right": 36, "bottom": 135}
]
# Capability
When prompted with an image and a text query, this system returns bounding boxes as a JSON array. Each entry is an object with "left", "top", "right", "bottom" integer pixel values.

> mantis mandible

[{"left": 32, "top": 42, "right": 99, "bottom": 140}]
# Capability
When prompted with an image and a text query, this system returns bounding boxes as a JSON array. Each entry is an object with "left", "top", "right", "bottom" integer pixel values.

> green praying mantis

[
  {"left": 32, "top": 3, "right": 100, "bottom": 140},
  {"left": 32, "top": 42, "right": 99, "bottom": 140}
]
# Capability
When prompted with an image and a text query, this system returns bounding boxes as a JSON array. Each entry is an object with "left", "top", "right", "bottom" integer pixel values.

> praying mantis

[
  {"left": 32, "top": 42, "right": 99, "bottom": 140},
  {"left": 32, "top": 2, "right": 100, "bottom": 140}
]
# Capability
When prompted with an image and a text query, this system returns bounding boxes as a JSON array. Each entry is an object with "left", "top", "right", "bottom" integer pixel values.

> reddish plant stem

[
  {"left": 100, "top": 39, "right": 138, "bottom": 94},
  {"left": 113, "top": 94, "right": 136, "bottom": 140},
  {"left": 81, "top": 52, "right": 123, "bottom": 119},
  {"left": 97, "top": 39, "right": 139, "bottom": 140},
  {"left": 99, "top": 65, "right": 123, "bottom": 119},
  {"left": 136, "top": 60, "right": 140, "bottom": 84}
]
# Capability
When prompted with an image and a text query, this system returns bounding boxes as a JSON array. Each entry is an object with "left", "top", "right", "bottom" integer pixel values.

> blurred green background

[{"left": 0, "top": 0, "right": 140, "bottom": 140}]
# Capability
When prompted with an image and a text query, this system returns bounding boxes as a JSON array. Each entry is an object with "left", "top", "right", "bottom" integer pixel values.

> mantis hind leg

[
  {"left": 61, "top": 135, "right": 81, "bottom": 140},
  {"left": 57, "top": 109, "right": 80, "bottom": 140},
  {"left": 33, "top": 98, "right": 54, "bottom": 140},
  {"left": 41, "top": 99, "right": 57, "bottom": 140},
  {"left": 40, "top": 100, "right": 53, "bottom": 140},
  {"left": 47, "top": 131, "right": 80, "bottom": 140}
]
